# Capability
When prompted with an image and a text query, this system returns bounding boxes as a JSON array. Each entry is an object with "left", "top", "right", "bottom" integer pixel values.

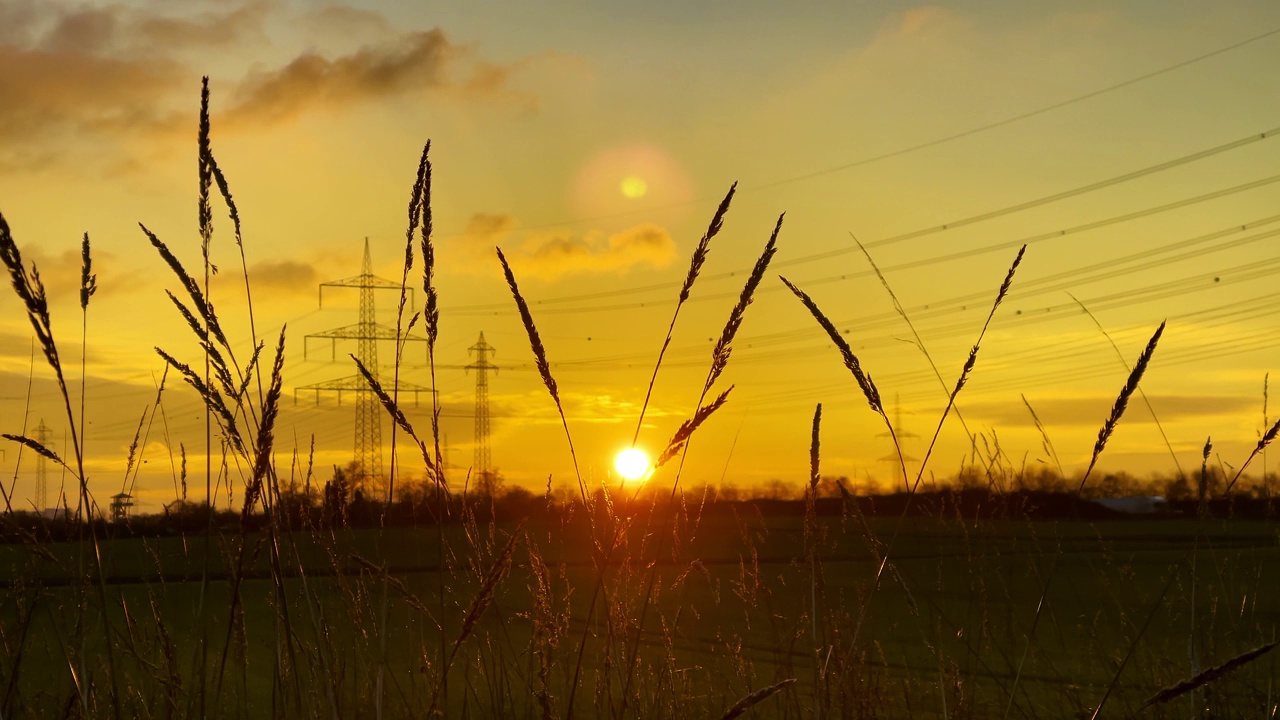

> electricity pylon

[
  {"left": 465, "top": 332, "right": 498, "bottom": 492},
  {"left": 34, "top": 418, "right": 51, "bottom": 511},
  {"left": 877, "top": 394, "right": 919, "bottom": 491},
  {"left": 297, "top": 239, "right": 433, "bottom": 495}
]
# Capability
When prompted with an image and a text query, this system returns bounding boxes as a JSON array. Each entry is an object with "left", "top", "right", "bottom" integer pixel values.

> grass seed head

[
  {"left": 1080, "top": 319, "right": 1166, "bottom": 492},
  {"left": 781, "top": 275, "right": 882, "bottom": 414},
  {"left": 497, "top": 247, "right": 559, "bottom": 404},
  {"left": 706, "top": 213, "right": 782, "bottom": 395}
]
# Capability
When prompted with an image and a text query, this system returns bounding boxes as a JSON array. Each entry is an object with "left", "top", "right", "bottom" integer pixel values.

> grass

[{"left": 1, "top": 81, "right": 1279, "bottom": 720}]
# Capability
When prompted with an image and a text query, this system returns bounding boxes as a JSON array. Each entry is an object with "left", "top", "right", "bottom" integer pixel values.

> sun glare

[
  {"left": 614, "top": 447, "right": 651, "bottom": 481},
  {"left": 619, "top": 175, "right": 648, "bottom": 199}
]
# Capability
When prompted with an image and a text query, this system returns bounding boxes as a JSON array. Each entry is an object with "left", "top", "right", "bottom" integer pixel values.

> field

[{"left": 2, "top": 507, "right": 1277, "bottom": 718}]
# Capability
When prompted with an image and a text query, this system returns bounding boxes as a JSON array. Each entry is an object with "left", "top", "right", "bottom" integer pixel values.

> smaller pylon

[
  {"left": 465, "top": 333, "right": 498, "bottom": 494},
  {"left": 877, "top": 394, "right": 918, "bottom": 491},
  {"left": 34, "top": 419, "right": 51, "bottom": 511}
]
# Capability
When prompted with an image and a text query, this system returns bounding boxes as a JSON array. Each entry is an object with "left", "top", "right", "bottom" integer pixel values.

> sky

[{"left": 3, "top": 0, "right": 1280, "bottom": 512}]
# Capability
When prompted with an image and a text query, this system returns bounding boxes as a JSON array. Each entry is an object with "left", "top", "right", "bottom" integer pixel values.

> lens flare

[{"left": 620, "top": 175, "right": 648, "bottom": 199}]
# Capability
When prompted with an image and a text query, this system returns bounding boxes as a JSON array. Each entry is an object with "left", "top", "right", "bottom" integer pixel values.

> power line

[
  {"left": 443, "top": 131, "right": 1280, "bottom": 315},
  {"left": 421, "top": 24, "right": 1280, "bottom": 239}
]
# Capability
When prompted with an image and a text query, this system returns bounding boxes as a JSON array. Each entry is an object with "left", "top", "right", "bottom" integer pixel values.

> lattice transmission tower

[
  {"left": 465, "top": 333, "right": 498, "bottom": 488},
  {"left": 877, "top": 393, "right": 919, "bottom": 491},
  {"left": 34, "top": 418, "right": 51, "bottom": 511},
  {"left": 297, "top": 239, "right": 433, "bottom": 494}
]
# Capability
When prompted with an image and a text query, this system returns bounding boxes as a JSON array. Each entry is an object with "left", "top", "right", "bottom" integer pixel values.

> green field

[{"left": 2, "top": 510, "right": 1276, "bottom": 718}]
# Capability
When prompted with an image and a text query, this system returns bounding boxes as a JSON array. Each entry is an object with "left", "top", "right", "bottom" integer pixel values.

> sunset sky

[{"left": 4, "top": 0, "right": 1280, "bottom": 511}]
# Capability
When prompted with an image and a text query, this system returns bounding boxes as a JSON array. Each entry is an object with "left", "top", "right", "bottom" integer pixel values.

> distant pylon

[
  {"left": 34, "top": 419, "right": 51, "bottom": 510},
  {"left": 877, "top": 394, "right": 919, "bottom": 490},
  {"left": 465, "top": 333, "right": 498, "bottom": 484},
  {"left": 297, "top": 239, "right": 433, "bottom": 494}
]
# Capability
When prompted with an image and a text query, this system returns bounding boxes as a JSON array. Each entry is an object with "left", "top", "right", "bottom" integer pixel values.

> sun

[
  {"left": 619, "top": 175, "right": 647, "bottom": 199},
  {"left": 614, "top": 447, "right": 651, "bottom": 482}
]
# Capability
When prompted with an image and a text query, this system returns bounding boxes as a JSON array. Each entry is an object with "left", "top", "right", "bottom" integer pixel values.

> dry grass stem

[
  {"left": 198, "top": 77, "right": 215, "bottom": 269},
  {"left": 720, "top": 678, "right": 797, "bottom": 719},
  {"left": 142, "top": 224, "right": 230, "bottom": 349},
  {"left": 1140, "top": 641, "right": 1278, "bottom": 710},
  {"left": 1, "top": 433, "right": 69, "bottom": 471},
  {"left": 853, "top": 233, "right": 985, "bottom": 467},
  {"left": 680, "top": 183, "right": 736, "bottom": 305},
  {"left": 780, "top": 276, "right": 882, "bottom": 414},
  {"left": 417, "top": 143, "right": 439, "bottom": 349},
  {"left": 657, "top": 387, "right": 734, "bottom": 468},
  {"left": 706, "top": 213, "right": 782, "bottom": 394},
  {"left": 1088, "top": 559, "right": 1181, "bottom": 720},
  {"left": 809, "top": 403, "right": 822, "bottom": 492},
  {"left": 912, "top": 245, "right": 1025, "bottom": 489},
  {"left": 1079, "top": 320, "right": 1166, "bottom": 493},
  {"left": 154, "top": 347, "right": 245, "bottom": 456},
  {"left": 1021, "top": 394, "right": 1063, "bottom": 476},
  {"left": 632, "top": 182, "right": 737, "bottom": 443},
  {"left": 243, "top": 326, "right": 286, "bottom": 520},
  {"left": 497, "top": 248, "right": 559, "bottom": 405},
  {"left": 0, "top": 213, "right": 67, "bottom": 392},
  {"left": 1070, "top": 293, "right": 1186, "bottom": 481},
  {"left": 1224, "top": 414, "right": 1280, "bottom": 493},
  {"left": 79, "top": 232, "right": 96, "bottom": 310}
]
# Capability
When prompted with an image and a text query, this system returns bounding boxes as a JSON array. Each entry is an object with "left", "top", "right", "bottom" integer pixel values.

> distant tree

[
  {"left": 474, "top": 469, "right": 504, "bottom": 501},
  {"left": 1163, "top": 474, "right": 1193, "bottom": 501},
  {"left": 1019, "top": 465, "right": 1068, "bottom": 493},
  {"left": 758, "top": 478, "right": 797, "bottom": 500},
  {"left": 716, "top": 483, "right": 742, "bottom": 502},
  {"left": 813, "top": 475, "right": 848, "bottom": 498}
]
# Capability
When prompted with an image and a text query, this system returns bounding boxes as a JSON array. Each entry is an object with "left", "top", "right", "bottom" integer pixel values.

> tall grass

[{"left": 0, "top": 81, "right": 1277, "bottom": 720}]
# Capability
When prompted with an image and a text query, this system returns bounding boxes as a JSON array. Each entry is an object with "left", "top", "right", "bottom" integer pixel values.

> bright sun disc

[
  {"left": 619, "top": 175, "right": 647, "bottom": 199},
  {"left": 615, "top": 448, "right": 650, "bottom": 481}
]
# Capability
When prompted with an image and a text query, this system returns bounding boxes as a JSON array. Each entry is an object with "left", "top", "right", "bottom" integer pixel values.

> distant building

[
  {"left": 1094, "top": 496, "right": 1167, "bottom": 514},
  {"left": 110, "top": 492, "right": 135, "bottom": 522}
]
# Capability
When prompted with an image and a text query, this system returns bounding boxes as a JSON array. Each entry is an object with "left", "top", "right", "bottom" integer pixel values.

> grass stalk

[
  {"left": 631, "top": 183, "right": 736, "bottom": 445},
  {"left": 1079, "top": 320, "right": 1166, "bottom": 493},
  {"left": 618, "top": 214, "right": 782, "bottom": 719},
  {"left": 1070, "top": 293, "right": 1186, "bottom": 482}
]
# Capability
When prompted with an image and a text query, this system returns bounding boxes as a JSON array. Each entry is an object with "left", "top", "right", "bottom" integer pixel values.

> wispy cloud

[
  {"left": 246, "top": 259, "right": 319, "bottom": 295},
  {"left": 225, "top": 28, "right": 538, "bottom": 126},
  {"left": 451, "top": 213, "right": 677, "bottom": 280}
]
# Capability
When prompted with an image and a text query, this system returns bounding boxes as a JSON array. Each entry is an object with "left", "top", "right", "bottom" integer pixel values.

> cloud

[
  {"left": 247, "top": 259, "right": 319, "bottom": 294},
  {"left": 0, "top": 44, "right": 183, "bottom": 163},
  {"left": 451, "top": 214, "right": 677, "bottom": 280},
  {"left": 0, "top": 2, "right": 267, "bottom": 170},
  {"left": 461, "top": 213, "right": 518, "bottom": 245},
  {"left": 8, "top": 240, "right": 131, "bottom": 300},
  {"left": 297, "top": 5, "right": 393, "bottom": 43},
  {"left": 134, "top": 2, "right": 270, "bottom": 50},
  {"left": 0, "top": 2, "right": 538, "bottom": 170},
  {"left": 518, "top": 224, "right": 676, "bottom": 279},
  {"left": 226, "top": 28, "right": 538, "bottom": 126}
]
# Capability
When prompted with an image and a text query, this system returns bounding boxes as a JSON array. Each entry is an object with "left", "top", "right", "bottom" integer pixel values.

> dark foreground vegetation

[{"left": 3, "top": 482, "right": 1278, "bottom": 545}]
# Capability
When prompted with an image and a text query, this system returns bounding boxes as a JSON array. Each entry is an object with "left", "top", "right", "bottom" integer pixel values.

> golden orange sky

[{"left": 4, "top": 1, "right": 1280, "bottom": 511}]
